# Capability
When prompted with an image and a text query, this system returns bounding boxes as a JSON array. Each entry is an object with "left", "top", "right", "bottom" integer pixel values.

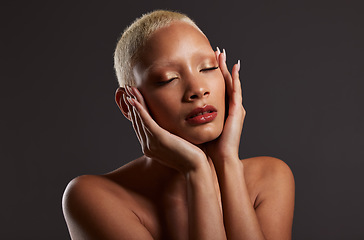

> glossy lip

[{"left": 185, "top": 105, "right": 218, "bottom": 125}]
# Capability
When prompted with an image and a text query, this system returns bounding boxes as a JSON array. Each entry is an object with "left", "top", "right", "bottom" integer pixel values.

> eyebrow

[
  {"left": 146, "top": 61, "right": 178, "bottom": 72},
  {"left": 146, "top": 50, "right": 216, "bottom": 73}
]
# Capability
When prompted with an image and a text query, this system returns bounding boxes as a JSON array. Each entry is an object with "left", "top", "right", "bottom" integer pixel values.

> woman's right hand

[{"left": 123, "top": 86, "right": 208, "bottom": 174}]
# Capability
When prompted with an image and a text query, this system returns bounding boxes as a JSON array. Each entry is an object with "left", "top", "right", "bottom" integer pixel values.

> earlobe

[{"left": 115, "top": 87, "right": 131, "bottom": 121}]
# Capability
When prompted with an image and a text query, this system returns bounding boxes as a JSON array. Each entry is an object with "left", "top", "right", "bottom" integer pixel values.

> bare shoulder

[
  {"left": 242, "top": 156, "right": 295, "bottom": 204},
  {"left": 242, "top": 156, "right": 294, "bottom": 188},
  {"left": 62, "top": 168, "right": 154, "bottom": 239},
  {"left": 62, "top": 172, "right": 135, "bottom": 215},
  {"left": 63, "top": 174, "right": 118, "bottom": 198},
  {"left": 242, "top": 156, "right": 295, "bottom": 239},
  {"left": 62, "top": 174, "right": 128, "bottom": 211}
]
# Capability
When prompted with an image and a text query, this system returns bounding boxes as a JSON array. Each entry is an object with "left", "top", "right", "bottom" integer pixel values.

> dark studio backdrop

[{"left": 1, "top": 0, "right": 363, "bottom": 239}]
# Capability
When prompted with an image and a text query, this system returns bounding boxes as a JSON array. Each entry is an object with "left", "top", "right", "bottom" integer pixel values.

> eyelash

[
  {"left": 157, "top": 67, "right": 219, "bottom": 85},
  {"left": 156, "top": 78, "right": 177, "bottom": 86},
  {"left": 200, "top": 66, "right": 219, "bottom": 72}
]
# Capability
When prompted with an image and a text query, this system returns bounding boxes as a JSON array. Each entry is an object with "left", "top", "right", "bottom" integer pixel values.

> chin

[{"left": 181, "top": 126, "right": 223, "bottom": 145}]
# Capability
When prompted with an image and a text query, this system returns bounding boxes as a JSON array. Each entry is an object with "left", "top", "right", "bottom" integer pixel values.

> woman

[{"left": 63, "top": 10, "right": 295, "bottom": 240}]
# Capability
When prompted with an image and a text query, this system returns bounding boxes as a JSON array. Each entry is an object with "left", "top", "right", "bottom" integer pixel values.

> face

[{"left": 132, "top": 22, "right": 225, "bottom": 145}]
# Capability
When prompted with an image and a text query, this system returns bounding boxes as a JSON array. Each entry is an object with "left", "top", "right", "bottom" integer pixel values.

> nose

[
  {"left": 187, "top": 88, "right": 210, "bottom": 101},
  {"left": 183, "top": 75, "right": 210, "bottom": 102}
]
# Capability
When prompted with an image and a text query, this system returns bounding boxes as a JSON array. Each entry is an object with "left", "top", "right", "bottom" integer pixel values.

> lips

[{"left": 185, "top": 105, "right": 217, "bottom": 125}]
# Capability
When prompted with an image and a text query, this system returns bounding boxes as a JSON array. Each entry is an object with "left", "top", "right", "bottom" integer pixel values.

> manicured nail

[
  {"left": 127, "top": 86, "right": 136, "bottom": 98},
  {"left": 121, "top": 94, "right": 126, "bottom": 107},
  {"left": 237, "top": 60, "right": 241, "bottom": 71},
  {"left": 216, "top": 47, "right": 221, "bottom": 55},
  {"left": 127, "top": 96, "right": 135, "bottom": 106},
  {"left": 223, "top": 49, "right": 226, "bottom": 61},
  {"left": 129, "top": 86, "right": 135, "bottom": 95}
]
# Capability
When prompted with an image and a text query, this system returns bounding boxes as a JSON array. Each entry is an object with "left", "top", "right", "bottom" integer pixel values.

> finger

[
  {"left": 215, "top": 47, "right": 221, "bottom": 61},
  {"left": 126, "top": 86, "right": 151, "bottom": 136},
  {"left": 230, "top": 61, "right": 246, "bottom": 124},
  {"left": 219, "top": 49, "right": 233, "bottom": 97},
  {"left": 131, "top": 87, "right": 148, "bottom": 110},
  {"left": 127, "top": 96, "right": 159, "bottom": 154},
  {"left": 124, "top": 94, "right": 142, "bottom": 143},
  {"left": 128, "top": 87, "right": 158, "bottom": 137},
  {"left": 122, "top": 93, "right": 132, "bottom": 120},
  {"left": 125, "top": 86, "right": 135, "bottom": 99},
  {"left": 231, "top": 60, "right": 242, "bottom": 101},
  {"left": 131, "top": 102, "right": 148, "bottom": 146},
  {"left": 132, "top": 99, "right": 162, "bottom": 137}
]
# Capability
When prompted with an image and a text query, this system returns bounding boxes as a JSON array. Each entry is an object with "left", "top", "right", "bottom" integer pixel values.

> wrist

[
  {"left": 212, "top": 154, "right": 240, "bottom": 166},
  {"left": 184, "top": 162, "right": 216, "bottom": 192},
  {"left": 183, "top": 157, "right": 211, "bottom": 178},
  {"left": 180, "top": 152, "right": 210, "bottom": 176},
  {"left": 214, "top": 157, "right": 244, "bottom": 174}
]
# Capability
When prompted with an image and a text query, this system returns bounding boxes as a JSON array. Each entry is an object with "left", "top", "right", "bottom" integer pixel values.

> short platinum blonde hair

[{"left": 114, "top": 10, "right": 202, "bottom": 87}]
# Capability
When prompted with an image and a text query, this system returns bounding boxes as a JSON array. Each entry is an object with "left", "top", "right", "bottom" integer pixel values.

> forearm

[
  {"left": 215, "top": 158, "right": 265, "bottom": 240},
  {"left": 185, "top": 162, "right": 227, "bottom": 240}
]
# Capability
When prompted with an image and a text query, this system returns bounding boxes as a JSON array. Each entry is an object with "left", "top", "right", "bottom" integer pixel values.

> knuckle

[
  {"left": 148, "top": 143, "right": 158, "bottom": 153},
  {"left": 241, "top": 106, "right": 246, "bottom": 115},
  {"left": 142, "top": 147, "right": 151, "bottom": 157},
  {"left": 142, "top": 140, "right": 156, "bottom": 157},
  {"left": 146, "top": 137, "right": 162, "bottom": 153}
]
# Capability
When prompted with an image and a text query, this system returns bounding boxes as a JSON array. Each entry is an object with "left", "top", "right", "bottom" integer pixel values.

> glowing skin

[
  {"left": 132, "top": 22, "right": 226, "bottom": 145},
  {"left": 62, "top": 16, "right": 294, "bottom": 240}
]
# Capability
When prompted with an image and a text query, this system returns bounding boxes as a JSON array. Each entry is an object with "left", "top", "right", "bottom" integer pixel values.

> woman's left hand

[{"left": 204, "top": 48, "right": 246, "bottom": 163}]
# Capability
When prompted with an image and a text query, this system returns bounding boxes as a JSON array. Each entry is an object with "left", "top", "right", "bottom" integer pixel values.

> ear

[{"left": 115, "top": 87, "right": 131, "bottom": 121}]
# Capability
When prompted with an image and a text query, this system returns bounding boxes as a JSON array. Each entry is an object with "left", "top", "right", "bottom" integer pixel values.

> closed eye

[
  {"left": 156, "top": 77, "right": 177, "bottom": 86},
  {"left": 200, "top": 66, "right": 219, "bottom": 72}
]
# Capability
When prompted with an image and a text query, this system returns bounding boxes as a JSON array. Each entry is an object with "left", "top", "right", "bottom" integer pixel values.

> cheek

[
  {"left": 212, "top": 75, "right": 226, "bottom": 126},
  {"left": 141, "top": 89, "right": 182, "bottom": 125},
  {"left": 211, "top": 74, "right": 226, "bottom": 104}
]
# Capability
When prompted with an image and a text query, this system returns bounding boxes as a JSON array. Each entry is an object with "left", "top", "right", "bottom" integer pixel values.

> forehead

[{"left": 138, "top": 22, "right": 212, "bottom": 68}]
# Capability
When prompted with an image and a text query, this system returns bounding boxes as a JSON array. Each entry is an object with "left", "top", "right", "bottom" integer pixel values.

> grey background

[{"left": 1, "top": 0, "right": 363, "bottom": 239}]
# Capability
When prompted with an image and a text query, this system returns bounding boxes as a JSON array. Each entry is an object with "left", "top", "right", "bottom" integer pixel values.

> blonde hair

[{"left": 113, "top": 10, "right": 202, "bottom": 87}]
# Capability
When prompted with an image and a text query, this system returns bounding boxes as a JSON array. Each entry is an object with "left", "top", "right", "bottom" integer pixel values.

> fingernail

[
  {"left": 216, "top": 47, "right": 221, "bottom": 55},
  {"left": 127, "top": 96, "right": 135, "bottom": 106},
  {"left": 223, "top": 49, "right": 226, "bottom": 61},
  {"left": 122, "top": 93, "right": 127, "bottom": 105},
  {"left": 237, "top": 60, "right": 241, "bottom": 71},
  {"left": 128, "top": 86, "right": 136, "bottom": 98}
]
